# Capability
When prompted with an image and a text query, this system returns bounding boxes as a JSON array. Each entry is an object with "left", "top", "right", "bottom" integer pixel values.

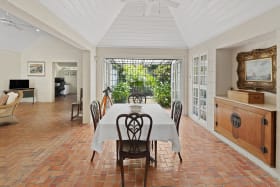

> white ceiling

[
  {"left": 1, "top": 0, "right": 280, "bottom": 51},
  {"left": 98, "top": 1, "right": 186, "bottom": 48},
  {"left": 38, "top": 0, "right": 280, "bottom": 48},
  {"left": 171, "top": 0, "right": 280, "bottom": 47},
  {"left": 39, "top": 0, "right": 125, "bottom": 47}
]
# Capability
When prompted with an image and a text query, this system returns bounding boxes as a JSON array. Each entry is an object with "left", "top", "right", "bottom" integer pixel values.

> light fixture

[
  {"left": 121, "top": 0, "right": 180, "bottom": 16},
  {"left": 0, "top": 11, "right": 40, "bottom": 32}
]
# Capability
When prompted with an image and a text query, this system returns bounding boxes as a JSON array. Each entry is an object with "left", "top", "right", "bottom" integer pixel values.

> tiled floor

[{"left": 0, "top": 95, "right": 279, "bottom": 187}]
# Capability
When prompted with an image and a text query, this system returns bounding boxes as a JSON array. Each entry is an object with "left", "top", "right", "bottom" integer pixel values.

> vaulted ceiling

[
  {"left": 1, "top": 0, "right": 280, "bottom": 51},
  {"left": 38, "top": 0, "right": 280, "bottom": 48}
]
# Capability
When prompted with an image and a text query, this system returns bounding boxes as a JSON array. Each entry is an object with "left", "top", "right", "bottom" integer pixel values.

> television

[{"left": 9, "top": 79, "right": 29, "bottom": 89}]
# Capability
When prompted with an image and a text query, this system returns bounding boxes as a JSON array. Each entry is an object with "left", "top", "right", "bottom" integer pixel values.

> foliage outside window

[
  {"left": 106, "top": 59, "right": 173, "bottom": 107},
  {"left": 153, "top": 65, "right": 171, "bottom": 107},
  {"left": 111, "top": 82, "right": 130, "bottom": 103}
]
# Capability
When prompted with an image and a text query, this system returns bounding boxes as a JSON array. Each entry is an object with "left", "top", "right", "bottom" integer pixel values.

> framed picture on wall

[
  {"left": 27, "top": 61, "right": 45, "bottom": 76},
  {"left": 236, "top": 46, "right": 276, "bottom": 93}
]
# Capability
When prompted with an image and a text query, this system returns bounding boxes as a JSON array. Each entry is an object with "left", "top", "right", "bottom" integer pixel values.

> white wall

[
  {"left": 216, "top": 49, "right": 233, "bottom": 96},
  {"left": 0, "top": 50, "right": 21, "bottom": 93},
  {"left": 96, "top": 47, "right": 188, "bottom": 114},
  {"left": 188, "top": 6, "right": 280, "bottom": 178},
  {"left": 21, "top": 34, "right": 82, "bottom": 102}
]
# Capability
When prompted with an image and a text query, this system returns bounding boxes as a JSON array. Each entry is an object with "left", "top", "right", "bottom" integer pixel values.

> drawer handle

[{"left": 231, "top": 113, "right": 241, "bottom": 128}]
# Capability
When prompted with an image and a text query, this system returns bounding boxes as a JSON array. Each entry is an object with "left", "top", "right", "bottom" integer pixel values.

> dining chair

[
  {"left": 128, "top": 93, "right": 146, "bottom": 104},
  {"left": 90, "top": 100, "right": 102, "bottom": 162},
  {"left": 116, "top": 113, "right": 153, "bottom": 187},
  {"left": 171, "top": 100, "right": 183, "bottom": 162},
  {"left": 71, "top": 88, "right": 83, "bottom": 121},
  {"left": 171, "top": 100, "right": 176, "bottom": 118},
  {"left": 153, "top": 100, "right": 183, "bottom": 164}
]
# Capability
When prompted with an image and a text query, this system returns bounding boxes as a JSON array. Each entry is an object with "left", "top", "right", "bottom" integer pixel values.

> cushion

[
  {"left": 0, "top": 94, "right": 9, "bottom": 105},
  {"left": 6, "top": 92, "right": 18, "bottom": 104}
]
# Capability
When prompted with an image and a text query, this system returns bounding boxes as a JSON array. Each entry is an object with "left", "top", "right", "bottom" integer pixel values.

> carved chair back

[
  {"left": 116, "top": 113, "right": 152, "bottom": 154},
  {"left": 90, "top": 100, "right": 101, "bottom": 130},
  {"left": 171, "top": 101, "right": 182, "bottom": 135}
]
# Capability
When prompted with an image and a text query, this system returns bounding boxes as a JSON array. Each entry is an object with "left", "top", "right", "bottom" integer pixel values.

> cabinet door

[
  {"left": 23, "top": 90, "right": 34, "bottom": 98},
  {"left": 215, "top": 98, "right": 276, "bottom": 167}
]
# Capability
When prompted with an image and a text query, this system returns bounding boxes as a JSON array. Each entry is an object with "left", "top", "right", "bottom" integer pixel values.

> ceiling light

[
  {"left": 122, "top": 0, "right": 180, "bottom": 16},
  {"left": 0, "top": 11, "right": 41, "bottom": 32}
]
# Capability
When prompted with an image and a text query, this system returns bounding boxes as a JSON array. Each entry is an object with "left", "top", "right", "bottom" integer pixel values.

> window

[{"left": 104, "top": 58, "right": 182, "bottom": 107}]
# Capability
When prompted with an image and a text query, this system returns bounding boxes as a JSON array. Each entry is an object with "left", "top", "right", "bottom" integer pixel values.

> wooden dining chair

[
  {"left": 172, "top": 100, "right": 183, "bottom": 162},
  {"left": 71, "top": 88, "right": 83, "bottom": 121},
  {"left": 116, "top": 113, "right": 153, "bottom": 187},
  {"left": 90, "top": 100, "right": 102, "bottom": 162},
  {"left": 128, "top": 93, "right": 146, "bottom": 104},
  {"left": 153, "top": 100, "right": 183, "bottom": 164}
]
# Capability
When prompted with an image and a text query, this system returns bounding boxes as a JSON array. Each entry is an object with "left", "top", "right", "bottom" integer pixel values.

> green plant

[
  {"left": 111, "top": 82, "right": 130, "bottom": 103},
  {"left": 153, "top": 80, "right": 171, "bottom": 107},
  {"left": 152, "top": 64, "right": 171, "bottom": 107},
  {"left": 123, "top": 64, "right": 155, "bottom": 94}
]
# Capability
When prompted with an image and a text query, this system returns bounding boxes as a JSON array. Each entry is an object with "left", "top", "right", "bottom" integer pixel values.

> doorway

[
  {"left": 104, "top": 58, "right": 182, "bottom": 107},
  {"left": 53, "top": 62, "right": 78, "bottom": 102}
]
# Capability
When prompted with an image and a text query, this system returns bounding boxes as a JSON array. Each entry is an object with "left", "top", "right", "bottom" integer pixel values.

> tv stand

[{"left": 7, "top": 88, "right": 35, "bottom": 104}]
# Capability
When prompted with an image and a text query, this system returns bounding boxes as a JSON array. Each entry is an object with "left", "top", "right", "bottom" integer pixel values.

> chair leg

[
  {"left": 144, "top": 155, "right": 150, "bottom": 187},
  {"left": 120, "top": 157, "right": 125, "bottom": 187},
  {"left": 71, "top": 105, "right": 74, "bottom": 120},
  {"left": 154, "top": 141, "right": 157, "bottom": 167},
  {"left": 76, "top": 104, "right": 80, "bottom": 117},
  {"left": 116, "top": 141, "right": 119, "bottom": 164},
  {"left": 71, "top": 103, "right": 80, "bottom": 121},
  {"left": 178, "top": 152, "right": 182, "bottom": 162},
  {"left": 90, "top": 151, "right": 96, "bottom": 162}
]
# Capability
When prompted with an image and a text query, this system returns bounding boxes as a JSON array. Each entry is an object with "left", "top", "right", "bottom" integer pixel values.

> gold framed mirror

[{"left": 236, "top": 46, "right": 276, "bottom": 93}]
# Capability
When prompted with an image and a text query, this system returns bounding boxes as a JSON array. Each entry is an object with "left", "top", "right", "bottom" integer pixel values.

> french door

[
  {"left": 171, "top": 60, "right": 182, "bottom": 102},
  {"left": 192, "top": 53, "right": 207, "bottom": 124}
]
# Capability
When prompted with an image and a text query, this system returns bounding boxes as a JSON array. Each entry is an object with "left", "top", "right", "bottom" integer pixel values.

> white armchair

[{"left": 0, "top": 90, "right": 23, "bottom": 124}]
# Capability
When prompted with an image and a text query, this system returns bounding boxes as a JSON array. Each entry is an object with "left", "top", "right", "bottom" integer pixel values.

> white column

[
  {"left": 90, "top": 48, "right": 97, "bottom": 104},
  {"left": 182, "top": 51, "right": 188, "bottom": 116},
  {"left": 82, "top": 50, "right": 91, "bottom": 124}
]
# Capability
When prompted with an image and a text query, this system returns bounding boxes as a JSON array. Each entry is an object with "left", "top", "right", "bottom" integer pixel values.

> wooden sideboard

[{"left": 214, "top": 97, "right": 276, "bottom": 167}]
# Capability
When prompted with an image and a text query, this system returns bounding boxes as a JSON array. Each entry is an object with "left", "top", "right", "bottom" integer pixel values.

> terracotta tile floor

[{"left": 0, "top": 95, "right": 279, "bottom": 187}]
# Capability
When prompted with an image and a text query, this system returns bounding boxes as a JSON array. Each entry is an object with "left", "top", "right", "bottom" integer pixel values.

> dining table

[{"left": 91, "top": 103, "right": 181, "bottom": 154}]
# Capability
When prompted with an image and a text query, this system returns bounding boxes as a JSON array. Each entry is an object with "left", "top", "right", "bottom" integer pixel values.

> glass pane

[
  {"left": 200, "top": 89, "right": 206, "bottom": 99},
  {"left": 200, "top": 110, "right": 206, "bottom": 120}
]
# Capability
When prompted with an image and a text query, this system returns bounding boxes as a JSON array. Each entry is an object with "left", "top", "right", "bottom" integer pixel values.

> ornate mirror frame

[{"left": 236, "top": 46, "right": 276, "bottom": 93}]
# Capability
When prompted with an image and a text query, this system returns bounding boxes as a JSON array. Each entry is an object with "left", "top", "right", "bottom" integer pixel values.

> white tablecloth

[{"left": 91, "top": 104, "right": 181, "bottom": 153}]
